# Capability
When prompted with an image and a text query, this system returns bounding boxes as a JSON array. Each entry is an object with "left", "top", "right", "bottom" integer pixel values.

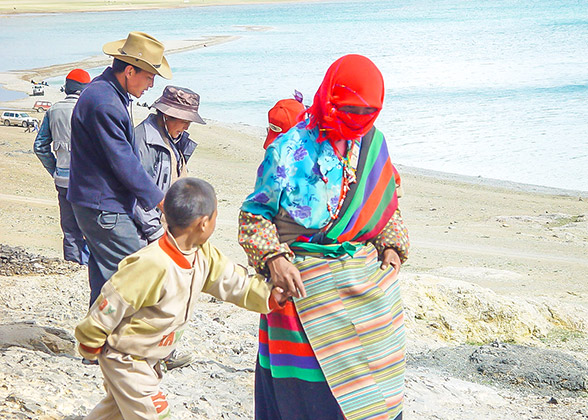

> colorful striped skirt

[{"left": 255, "top": 243, "right": 405, "bottom": 420}]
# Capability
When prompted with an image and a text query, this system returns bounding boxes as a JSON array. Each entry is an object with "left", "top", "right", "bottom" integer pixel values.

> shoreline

[
  {"left": 0, "top": 0, "right": 326, "bottom": 16},
  {"left": 397, "top": 164, "right": 588, "bottom": 198},
  {"left": 0, "top": 35, "right": 239, "bottom": 101}
]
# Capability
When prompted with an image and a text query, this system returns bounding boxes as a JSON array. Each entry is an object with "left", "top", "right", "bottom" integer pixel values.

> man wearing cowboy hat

[{"left": 68, "top": 32, "right": 172, "bottom": 307}]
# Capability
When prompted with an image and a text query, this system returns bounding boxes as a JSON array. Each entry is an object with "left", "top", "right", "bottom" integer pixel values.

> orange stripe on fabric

[
  {"left": 320, "top": 346, "right": 364, "bottom": 365},
  {"left": 368, "top": 349, "right": 405, "bottom": 371},
  {"left": 331, "top": 374, "right": 377, "bottom": 396},
  {"left": 267, "top": 339, "right": 316, "bottom": 357},
  {"left": 385, "top": 394, "right": 404, "bottom": 409},
  {"left": 313, "top": 335, "right": 362, "bottom": 359},
  {"left": 355, "top": 315, "right": 394, "bottom": 335},
  {"left": 158, "top": 232, "right": 192, "bottom": 269},
  {"left": 339, "top": 159, "right": 393, "bottom": 242},
  {"left": 298, "top": 300, "right": 342, "bottom": 320}
]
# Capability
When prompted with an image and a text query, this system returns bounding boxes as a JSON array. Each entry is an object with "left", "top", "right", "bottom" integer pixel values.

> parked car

[
  {"left": 32, "top": 85, "right": 45, "bottom": 96},
  {"left": 1, "top": 111, "right": 39, "bottom": 127},
  {"left": 33, "top": 101, "right": 52, "bottom": 112}
]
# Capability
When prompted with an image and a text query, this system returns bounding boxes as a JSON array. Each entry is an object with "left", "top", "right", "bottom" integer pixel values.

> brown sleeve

[
  {"left": 238, "top": 211, "right": 295, "bottom": 275},
  {"left": 370, "top": 208, "right": 410, "bottom": 263}
]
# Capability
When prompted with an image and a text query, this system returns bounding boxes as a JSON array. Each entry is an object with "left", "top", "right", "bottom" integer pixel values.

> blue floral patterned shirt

[{"left": 242, "top": 122, "right": 345, "bottom": 229}]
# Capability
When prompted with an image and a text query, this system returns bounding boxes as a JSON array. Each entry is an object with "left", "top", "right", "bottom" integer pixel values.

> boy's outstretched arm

[{"left": 200, "top": 241, "right": 284, "bottom": 313}]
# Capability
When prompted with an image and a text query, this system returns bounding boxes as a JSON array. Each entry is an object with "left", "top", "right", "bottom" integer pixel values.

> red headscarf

[{"left": 306, "top": 54, "right": 384, "bottom": 144}]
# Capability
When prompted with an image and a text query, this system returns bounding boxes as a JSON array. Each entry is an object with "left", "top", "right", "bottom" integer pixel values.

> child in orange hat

[{"left": 263, "top": 93, "right": 306, "bottom": 149}]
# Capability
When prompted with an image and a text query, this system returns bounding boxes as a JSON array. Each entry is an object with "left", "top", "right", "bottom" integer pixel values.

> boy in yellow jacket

[{"left": 75, "top": 177, "right": 284, "bottom": 420}]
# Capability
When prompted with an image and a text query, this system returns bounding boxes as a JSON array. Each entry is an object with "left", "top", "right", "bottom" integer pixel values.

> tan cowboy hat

[{"left": 103, "top": 32, "right": 172, "bottom": 79}]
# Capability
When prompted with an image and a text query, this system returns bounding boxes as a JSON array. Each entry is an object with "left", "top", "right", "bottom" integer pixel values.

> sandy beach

[
  {"left": 1, "top": 11, "right": 587, "bottom": 419},
  {"left": 0, "top": 0, "right": 323, "bottom": 15}
]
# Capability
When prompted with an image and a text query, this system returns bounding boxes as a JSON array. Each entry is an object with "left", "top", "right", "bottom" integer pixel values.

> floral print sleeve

[
  {"left": 371, "top": 209, "right": 410, "bottom": 263},
  {"left": 241, "top": 126, "right": 344, "bottom": 230},
  {"left": 239, "top": 211, "right": 295, "bottom": 275}
]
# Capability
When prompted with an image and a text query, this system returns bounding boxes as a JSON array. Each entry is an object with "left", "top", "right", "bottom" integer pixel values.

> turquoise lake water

[{"left": 1, "top": 0, "right": 587, "bottom": 191}]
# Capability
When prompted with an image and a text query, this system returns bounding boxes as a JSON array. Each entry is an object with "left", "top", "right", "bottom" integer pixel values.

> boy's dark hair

[
  {"left": 164, "top": 178, "right": 216, "bottom": 229},
  {"left": 112, "top": 58, "right": 143, "bottom": 74}
]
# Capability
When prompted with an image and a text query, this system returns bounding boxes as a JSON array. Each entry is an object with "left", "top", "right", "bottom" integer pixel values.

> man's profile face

[{"left": 126, "top": 68, "right": 155, "bottom": 98}]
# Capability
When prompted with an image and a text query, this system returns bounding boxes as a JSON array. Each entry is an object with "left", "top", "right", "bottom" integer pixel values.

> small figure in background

[{"left": 263, "top": 91, "right": 306, "bottom": 150}]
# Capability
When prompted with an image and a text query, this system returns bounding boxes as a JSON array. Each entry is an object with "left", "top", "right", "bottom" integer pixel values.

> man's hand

[
  {"left": 380, "top": 248, "right": 401, "bottom": 271},
  {"left": 267, "top": 255, "right": 306, "bottom": 298}
]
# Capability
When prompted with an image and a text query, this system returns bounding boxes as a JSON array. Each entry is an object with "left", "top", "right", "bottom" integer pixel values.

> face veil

[{"left": 306, "top": 54, "right": 385, "bottom": 144}]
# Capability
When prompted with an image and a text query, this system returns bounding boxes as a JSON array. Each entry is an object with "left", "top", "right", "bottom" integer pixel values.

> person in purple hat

[
  {"left": 133, "top": 85, "right": 205, "bottom": 245},
  {"left": 132, "top": 85, "right": 205, "bottom": 370}
]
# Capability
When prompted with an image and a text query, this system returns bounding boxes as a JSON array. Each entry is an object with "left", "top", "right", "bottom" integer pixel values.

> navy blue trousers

[
  {"left": 71, "top": 203, "right": 142, "bottom": 306},
  {"left": 56, "top": 186, "right": 89, "bottom": 265}
]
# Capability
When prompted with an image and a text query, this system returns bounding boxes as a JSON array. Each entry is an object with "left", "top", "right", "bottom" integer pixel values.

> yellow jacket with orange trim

[{"left": 75, "top": 232, "right": 273, "bottom": 360}]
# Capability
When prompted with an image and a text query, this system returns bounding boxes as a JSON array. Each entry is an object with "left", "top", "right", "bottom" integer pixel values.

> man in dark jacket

[
  {"left": 68, "top": 32, "right": 172, "bottom": 305},
  {"left": 133, "top": 86, "right": 204, "bottom": 244}
]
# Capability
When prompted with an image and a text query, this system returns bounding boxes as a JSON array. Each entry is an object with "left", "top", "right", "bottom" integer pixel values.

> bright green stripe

[
  {"left": 296, "top": 289, "right": 339, "bottom": 310},
  {"left": 259, "top": 316, "right": 267, "bottom": 331},
  {"left": 291, "top": 241, "right": 362, "bottom": 258},
  {"left": 259, "top": 353, "right": 326, "bottom": 382},
  {"left": 258, "top": 352, "right": 271, "bottom": 369},
  {"left": 326, "top": 129, "right": 385, "bottom": 240},
  {"left": 345, "top": 401, "right": 392, "bottom": 420},
  {"left": 310, "top": 325, "right": 357, "bottom": 349},
  {"left": 354, "top": 177, "right": 396, "bottom": 238},
  {"left": 267, "top": 326, "right": 309, "bottom": 343}
]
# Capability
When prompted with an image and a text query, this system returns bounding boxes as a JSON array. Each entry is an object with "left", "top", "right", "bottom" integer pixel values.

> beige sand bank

[
  {"left": 0, "top": 35, "right": 238, "bottom": 106},
  {"left": 0, "top": 0, "right": 319, "bottom": 15}
]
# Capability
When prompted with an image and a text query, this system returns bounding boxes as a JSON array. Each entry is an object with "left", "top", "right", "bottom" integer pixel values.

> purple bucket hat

[{"left": 151, "top": 86, "right": 205, "bottom": 124}]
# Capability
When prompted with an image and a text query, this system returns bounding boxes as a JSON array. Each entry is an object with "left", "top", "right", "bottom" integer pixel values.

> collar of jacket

[
  {"left": 64, "top": 93, "right": 80, "bottom": 101},
  {"left": 144, "top": 113, "right": 191, "bottom": 149},
  {"left": 100, "top": 66, "right": 132, "bottom": 107}
]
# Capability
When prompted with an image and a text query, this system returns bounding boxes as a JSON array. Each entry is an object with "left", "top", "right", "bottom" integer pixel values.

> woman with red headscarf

[{"left": 239, "top": 55, "right": 410, "bottom": 420}]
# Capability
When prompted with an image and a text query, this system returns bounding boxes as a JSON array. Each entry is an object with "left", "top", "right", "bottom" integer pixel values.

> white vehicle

[{"left": 1, "top": 111, "right": 39, "bottom": 127}]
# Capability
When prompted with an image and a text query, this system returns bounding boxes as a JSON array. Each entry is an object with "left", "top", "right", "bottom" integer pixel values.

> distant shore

[
  {"left": 0, "top": 36, "right": 239, "bottom": 100},
  {"left": 0, "top": 0, "right": 321, "bottom": 15}
]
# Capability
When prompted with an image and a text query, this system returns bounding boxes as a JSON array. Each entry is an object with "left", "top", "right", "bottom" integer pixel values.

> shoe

[
  {"left": 82, "top": 357, "right": 99, "bottom": 366},
  {"left": 163, "top": 350, "right": 195, "bottom": 370}
]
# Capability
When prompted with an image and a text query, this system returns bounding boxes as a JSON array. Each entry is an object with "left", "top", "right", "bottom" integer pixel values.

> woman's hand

[
  {"left": 380, "top": 248, "right": 401, "bottom": 271},
  {"left": 267, "top": 255, "right": 307, "bottom": 298}
]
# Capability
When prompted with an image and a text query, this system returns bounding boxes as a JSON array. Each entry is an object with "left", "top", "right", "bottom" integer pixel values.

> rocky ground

[
  {"left": 0, "top": 244, "right": 81, "bottom": 276},
  {"left": 1, "top": 244, "right": 587, "bottom": 419}
]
